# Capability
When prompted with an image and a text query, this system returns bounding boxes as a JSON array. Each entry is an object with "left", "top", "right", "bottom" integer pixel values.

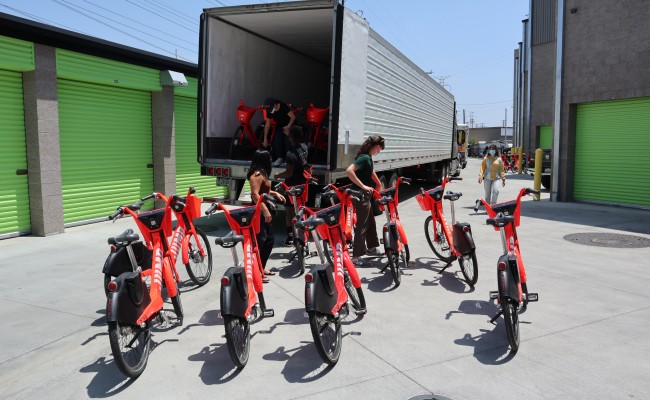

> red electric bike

[
  {"left": 416, "top": 176, "right": 478, "bottom": 286},
  {"left": 480, "top": 187, "right": 540, "bottom": 353},
  {"left": 205, "top": 194, "right": 278, "bottom": 368},
  {"left": 230, "top": 99, "right": 263, "bottom": 155}
]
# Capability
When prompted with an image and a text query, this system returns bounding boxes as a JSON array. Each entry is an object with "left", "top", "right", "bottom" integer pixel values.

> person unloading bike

[
  {"left": 248, "top": 148, "right": 285, "bottom": 281},
  {"left": 346, "top": 135, "right": 385, "bottom": 266},
  {"left": 263, "top": 97, "right": 296, "bottom": 166},
  {"left": 476, "top": 144, "right": 506, "bottom": 211},
  {"left": 274, "top": 126, "right": 309, "bottom": 246}
]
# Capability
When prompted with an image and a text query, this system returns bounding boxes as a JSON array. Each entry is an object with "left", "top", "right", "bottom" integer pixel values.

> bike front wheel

[
  {"left": 108, "top": 321, "right": 150, "bottom": 379},
  {"left": 344, "top": 273, "right": 366, "bottom": 311},
  {"left": 185, "top": 228, "right": 213, "bottom": 287},
  {"left": 308, "top": 311, "right": 342, "bottom": 365},
  {"left": 224, "top": 315, "right": 250, "bottom": 368},
  {"left": 424, "top": 216, "right": 454, "bottom": 262},
  {"left": 386, "top": 249, "right": 401, "bottom": 287},
  {"left": 502, "top": 298, "right": 520, "bottom": 353},
  {"left": 458, "top": 250, "right": 478, "bottom": 287}
]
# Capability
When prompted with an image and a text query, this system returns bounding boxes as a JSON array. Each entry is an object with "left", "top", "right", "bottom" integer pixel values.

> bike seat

[
  {"left": 426, "top": 186, "right": 444, "bottom": 201},
  {"left": 443, "top": 191, "right": 462, "bottom": 201},
  {"left": 491, "top": 200, "right": 517, "bottom": 216},
  {"left": 379, "top": 187, "right": 396, "bottom": 198},
  {"left": 315, "top": 204, "right": 343, "bottom": 226},
  {"left": 215, "top": 232, "right": 245, "bottom": 248},
  {"left": 296, "top": 217, "right": 325, "bottom": 230},
  {"left": 375, "top": 195, "right": 393, "bottom": 205},
  {"left": 486, "top": 214, "right": 515, "bottom": 228},
  {"left": 345, "top": 188, "right": 365, "bottom": 201},
  {"left": 286, "top": 186, "right": 305, "bottom": 197},
  {"left": 108, "top": 229, "right": 140, "bottom": 245}
]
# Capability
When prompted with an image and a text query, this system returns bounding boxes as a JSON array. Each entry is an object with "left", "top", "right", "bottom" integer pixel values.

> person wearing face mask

[{"left": 477, "top": 144, "right": 506, "bottom": 207}]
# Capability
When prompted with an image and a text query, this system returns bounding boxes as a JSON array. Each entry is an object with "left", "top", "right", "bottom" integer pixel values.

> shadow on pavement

[
  {"left": 263, "top": 342, "right": 335, "bottom": 382},
  {"left": 188, "top": 342, "right": 243, "bottom": 384},
  {"left": 411, "top": 257, "right": 474, "bottom": 294},
  {"left": 81, "top": 357, "right": 134, "bottom": 398}
]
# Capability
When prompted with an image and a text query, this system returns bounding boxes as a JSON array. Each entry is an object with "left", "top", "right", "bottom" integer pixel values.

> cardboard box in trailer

[{"left": 197, "top": 0, "right": 461, "bottom": 203}]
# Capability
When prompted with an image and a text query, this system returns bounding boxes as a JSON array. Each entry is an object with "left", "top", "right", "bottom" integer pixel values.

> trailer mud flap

[
  {"left": 220, "top": 266, "right": 248, "bottom": 318},
  {"left": 305, "top": 263, "right": 337, "bottom": 315},
  {"left": 106, "top": 270, "right": 152, "bottom": 324}
]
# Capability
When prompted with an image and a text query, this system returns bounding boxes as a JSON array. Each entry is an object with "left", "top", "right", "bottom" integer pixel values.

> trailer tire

[
  {"left": 541, "top": 175, "right": 551, "bottom": 190},
  {"left": 387, "top": 173, "right": 398, "bottom": 189},
  {"left": 379, "top": 174, "right": 388, "bottom": 190}
]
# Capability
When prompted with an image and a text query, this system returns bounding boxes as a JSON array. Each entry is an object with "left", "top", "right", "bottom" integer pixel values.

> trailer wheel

[
  {"left": 388, "top": 173, "right": 398, "bottom": 189},
  {"left": 379, "top": 174, "right": 388, "bottom": 190}
]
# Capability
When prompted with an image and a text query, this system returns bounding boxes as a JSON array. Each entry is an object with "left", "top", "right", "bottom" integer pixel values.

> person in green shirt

[{"left": 345, "top": 135, "right": 385, "bottom": 265}]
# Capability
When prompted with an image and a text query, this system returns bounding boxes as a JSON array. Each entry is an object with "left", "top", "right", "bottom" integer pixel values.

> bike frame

[
  {"left": 480, "top": 188, "right": 530, "bottom": 299},
  {"left": 236, "top": 100, "right": 263, "bottom": 148},
  {"left": 422, "top": 177, "right": 463, "bottom": 258},
  {"left": 210, "top": 197, "right": 267, "bottom": 318},
  {"left": 306, "top": 103, "right": 329, "bottom": 150},
  {"left": 373, "top": 177, "right": 409, "bottom": 253},
  {"left": 119, "top": 205, "right": 179, "bottom": 326},
  {"left": 323, "top": 183, "right": 356, "bottom": 244}
]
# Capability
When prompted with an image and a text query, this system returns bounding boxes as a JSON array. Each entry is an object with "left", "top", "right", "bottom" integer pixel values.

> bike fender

[
  {"left": 452, "top": 222, "right": 476, "bottom": 254},
  {"left": 382, "top": 223, "right": 398, "bottom": 252},
  {"left": 220, "top": 266, "right": 248, "bottom": 318},
  {"left": 102, "top": 241, "right": 152, "bottom": 276},
  {"left": 304, "top": 263, "right": 337, "bottom": 314},
  {"left": 106, "top": 271, "right": 151, "bottom": 324},
  {"left": 181, "top": 234, "right": 190, "bottom": 265},
  {"left": 497, "top": 255, "right": 520, "bottom": 302}
]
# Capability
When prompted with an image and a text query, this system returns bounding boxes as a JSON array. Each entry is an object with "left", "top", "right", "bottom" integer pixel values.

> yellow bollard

[
  {"left": 517, "top": 147, "right": 524, "bottom": 174},
  {"left": 533, "top": 148, "right": 543, "bottom": 201}
]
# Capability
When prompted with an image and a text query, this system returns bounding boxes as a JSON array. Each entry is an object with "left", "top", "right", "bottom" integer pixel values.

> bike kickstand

[
  {"left": 379, "top": 263, "right": 390, "bottom": 272},
  {"left": 489, "top": 310, "right": 503, "bottom": 324},
  {"left": 287, "top": 250, "right": 298, "bottom": 263},
  {"left": 439, "top": 261, "right": 453, "bottom": 273}
]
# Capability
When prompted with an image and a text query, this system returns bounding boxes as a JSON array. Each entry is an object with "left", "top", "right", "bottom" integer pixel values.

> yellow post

[
  {"left": 517, "top": 146, "right": 524, "bottom": 174},
  {"left": 533, "top": 148, "right": 543, "bottom": 201}
]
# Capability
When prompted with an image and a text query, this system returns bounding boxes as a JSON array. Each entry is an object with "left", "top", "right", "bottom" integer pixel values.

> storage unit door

[
  {"left": 174, "top": 95, "right": 226, "bottom": 198},
  {"left": 539, "top": 125, "right": 552, "bottom": 149},
  {"left": 58, "top": 80, "right": 153, "bottom": 223},
  {"left": 0, "top": 69, "right": 30, "bottom": 235},
  {"left": 574, "top": 97, "right": 650, "bottom": 207}
]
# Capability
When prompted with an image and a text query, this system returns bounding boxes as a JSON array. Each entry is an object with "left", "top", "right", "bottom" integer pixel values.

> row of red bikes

[{"left": 102, "top": 176, "right": 540, "bottom": 379}]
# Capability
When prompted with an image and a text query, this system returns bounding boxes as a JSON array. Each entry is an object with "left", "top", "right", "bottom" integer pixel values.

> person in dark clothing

[
  {"left": 274, "top": 126, "right": 309, "bottom": 246},
  {"left": 345, "top": 135, "right": 385, "bottom": 265},
  {"left": 263, "top": 98, "right": 296, "bottom": 166},
  {"left": 247, "top": 149, "right": 285, "bottom": 281}
]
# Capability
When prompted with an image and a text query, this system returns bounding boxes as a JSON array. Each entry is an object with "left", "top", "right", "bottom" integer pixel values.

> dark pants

[
  {"left": 256, "top": 218, "right": 274, "bottom": 268},
  {"left": 273, "top": 131, "right": 290, "bottom": 160},
  {"left": 352, "top": 197, "right": 379, "bottom": 258}
]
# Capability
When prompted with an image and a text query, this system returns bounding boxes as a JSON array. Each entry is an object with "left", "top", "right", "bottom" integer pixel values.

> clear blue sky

[{"left": 0, "top": 0, "right": 529, "bottom": 127}]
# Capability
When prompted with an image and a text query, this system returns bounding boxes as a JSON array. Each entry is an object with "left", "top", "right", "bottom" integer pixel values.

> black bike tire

[
  {"left": 343, "top": 273, "right": 366, "bottom": 311},
  {"left": 224, "top": 315, "right": 251, "bottom": 368},
  {"left": 424, "top": 216, "right": 454, "bottom": 262},
  {"left": 104, "top": 273, "right": 112, "bottom": 297},
  {"left": 502, "top": 298, "right": 520, "bottom": 353},
  {"left": 404, "top": 243, "right": 410, "bottom": 264},
  {"left": 308, "top": 311, "right": 342, "bottom": 365},
  {"left": 230, "top": 126, "right": 245, "bottom": 155},
  {"left": 184, "top": 227, "right": 213, "bottom": 287},
  {"left": 386, "top": 250, "right": 401, "bottom": 287},
  {"left": 458, "top": 250, "right": 479, "bottom": 287},
  {"left": 108, "top": 321, "right": 150, "bottom": 378}
]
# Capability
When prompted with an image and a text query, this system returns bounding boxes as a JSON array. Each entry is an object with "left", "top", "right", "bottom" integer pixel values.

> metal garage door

[
  {"left": 574, "top": 97, "right": 650, "bottom": 207},
  {"left": 0, "top": 35, "right": 34, "bottom": 236},
  {"left": 57, "top": 49, "right": 161, "bottom": 223},
  {"left": 174, "top": 77, "right": 227, "bottom": 199},
  {"left": 0, "top": 69, "right": 30, "bottom": 235}
]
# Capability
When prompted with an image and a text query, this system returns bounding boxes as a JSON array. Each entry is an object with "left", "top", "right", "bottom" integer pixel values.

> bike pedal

[
  {"left": 379, "top": 238, "right": 384, "bottom": 244},
  {"left": 525, "top": 293, "right": 539, "bottom": 302},
  {"left": 262, "top": 308, "right": 274, "bottom": 318},
  {"left": 355, "top": 307, "right": 367, "bottom": 316},
  {"left": 489, "top": 291, "right": 499, "bottom": 300}
]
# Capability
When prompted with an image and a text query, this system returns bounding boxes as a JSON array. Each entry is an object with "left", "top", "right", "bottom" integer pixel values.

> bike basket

[
  {"left": 237, "top": 104, "right": 258, "bottom": 124},
  {"left": 488, "top": 200, "right": 520, "bottom": 228},
  {"left": 185, "top": 195, "right": 202, "bottom": 221},
  {"left": 134, "top": 209, "right": 173, "bottom": 241},
  {"left": 415, "top": 193, "right": 430, "bottom": 211},
  {"left": 306, "top": 106, "right": 329, "bottom": 126}
]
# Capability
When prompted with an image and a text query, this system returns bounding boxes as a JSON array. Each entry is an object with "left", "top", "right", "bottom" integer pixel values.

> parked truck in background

[{"left": 197, "top": 0, "right": 462, "bottom": 204}]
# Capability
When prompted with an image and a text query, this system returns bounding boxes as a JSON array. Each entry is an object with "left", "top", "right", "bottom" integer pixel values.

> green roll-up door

[
  {"left": 574, "top": 97, "right": 650, "bottom": 207},
  {"left": 539, "top": 125, "right": 552, "bottom": 149},
  {"left": 175, "top": 95, "right": 227, "bottom": 198},
  {"left": 0, "top": 69, "right": 30, "bottom": 235},
  {"left": 0, "top": 35, "right": 34, "bottom": 71},
  {"left": 58, "top": 80, "right": 154, "bottom": 223}
]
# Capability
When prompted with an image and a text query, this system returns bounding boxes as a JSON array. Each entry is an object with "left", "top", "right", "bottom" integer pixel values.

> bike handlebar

[
  {"left": 108, "top": 201, "right": 143, "bottom": 220},
  {"left": 141, "top": 193, "right": 157, "bottom": 202},
  {"left": 449, "top": 177, "right": 463, "bottom": 181},
  {"left": 205, "top": 202, "right": 221, "bottom": 216},
  {"left": 296, "top": 216, "right": 325, "bottom": 230}
]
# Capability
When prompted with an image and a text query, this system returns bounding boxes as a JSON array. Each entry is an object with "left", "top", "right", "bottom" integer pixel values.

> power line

[
  {"left": 0, "top": 2, "right": 91, "bottom": 34},
  {"left": 141, "top": 0, "right": 197, "bottom": 26},
  {"left": 124, "top": 0, "right": 198, "bottom": 34},
  {"left": 458, "top": 99, "right": 511, "bottom": 106},
  {"left": 50, "top": 0, "right": 192, "bottom": 60}
]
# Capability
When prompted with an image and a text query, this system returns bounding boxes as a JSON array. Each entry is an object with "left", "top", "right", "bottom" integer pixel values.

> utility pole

[
  {"left": 505, "top": 108, "right": 508, "bottom": 143},
  {"left": 463, "top": 109, "right": 466, "bottom": 124},
  {"left": 469, "top": 112, "right": 475, "bottom": 128}
]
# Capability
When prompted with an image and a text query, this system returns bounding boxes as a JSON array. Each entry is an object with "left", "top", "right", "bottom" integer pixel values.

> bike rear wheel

[
  {"left": 224, "top": 315, "right": 250, "bottom": 368},
  {"left": 230, "top": 126, "right": 245, "bottom": 155},
  {"left": 458, "top": 250, "right": 478, "bottom": 287},
  {"left": 386, "top": 249, "right": 401, "bottom": 287},
  {"left": 344, "top": 273, "right": 366, "bottom": 311},
  {"left": 108, "top": 321, "right": 150, "bottom": 378},
  {"left": 424, "top": 216, "right": 454, "bottom": 262},
  {"left": 185, "top": 228, "right": 213, "bottom": 287},
  {"left": 502, "top": 298, "right": 520, "bottom": 352},
  {"left": 295, "top": 241, "right": 306, "bottom": 275},
  {"left": 308, "top": 311, "right": 342, "bottom": 365}
]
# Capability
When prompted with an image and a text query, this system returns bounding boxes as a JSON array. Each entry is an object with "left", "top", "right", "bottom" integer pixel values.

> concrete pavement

[{"left": 0, "top": 158, "right": 649, "bottom": 400}]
